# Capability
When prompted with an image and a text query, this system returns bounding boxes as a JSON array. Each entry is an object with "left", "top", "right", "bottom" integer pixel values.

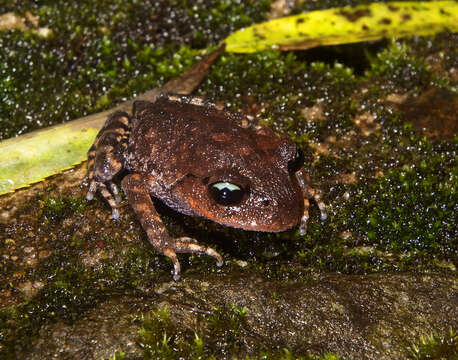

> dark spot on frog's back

[
  {"left": 211, "top": 132, "right": 233, "bottom": 142},
  {"left": 238, "top": 145, "right": 253, "bottom": 156}
]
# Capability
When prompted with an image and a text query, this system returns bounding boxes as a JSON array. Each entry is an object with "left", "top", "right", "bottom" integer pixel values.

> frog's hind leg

[
  {"left": 121, "top": 173, "right": 223, "bottom": 280},
  {"left": 296, "top": 169, "right": 327, "bottom": 236},
  {"left": 86, "top": 111, "right": 132, "bottom": 219}
]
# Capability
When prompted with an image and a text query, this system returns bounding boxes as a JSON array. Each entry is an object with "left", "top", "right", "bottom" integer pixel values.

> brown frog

[{"left": 86, "top": 93, "right": 326, "bottom": 280}]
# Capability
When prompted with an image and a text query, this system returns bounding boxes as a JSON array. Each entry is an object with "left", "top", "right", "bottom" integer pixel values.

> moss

[
  {"left": 0, "top": 230, "right": 165, "bottom": 357},
  {"left": 0, "top": 261, "right": 102, "bottom": 358},
  {"left": 137, "top": 305, "right": 248, "bottom": 359},
  {"left": 137, "top": 305, "right": 345, "bottom": 360},
  {"left": 200, "top": 50, "right": 357, "bottom": 145},
  {"left": 365, "top": 40, "right": 433, "bottom": 93},
  {"left": 292, "top": 0, "right": 380, "bottom": 14},
  {"left": 0, "top": 0, "right": 271, "bottom": 140},
  {"left": 291, "top": 136, "right": 456, "bottom": 275},
  {"left": 351, "top": 164, "right": 455, "bottom": 253},
  {"left": 169, "top": 0, "right": 271, "bottom": 47},
  {"left": 109, "top": 352, "right": 127, "bottom": 360},
  {"left": 39, "top": 195, "right": 86, "bottom": 223},
  {"left": 408, "top": 329, "right": 458, "bottom": 360}
]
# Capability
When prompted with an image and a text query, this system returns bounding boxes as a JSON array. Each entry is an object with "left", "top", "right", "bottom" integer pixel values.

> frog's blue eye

[
  {"left": 288, "top": 146, "right": 304, "bottom": 173},
  {"left": 209, "top": 181, "right": 244, "bottom": 206}
]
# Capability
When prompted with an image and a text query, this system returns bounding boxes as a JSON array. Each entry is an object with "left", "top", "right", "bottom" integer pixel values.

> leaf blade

[{"left": 224, "top": 1, "right": 458, "bottom": 53}]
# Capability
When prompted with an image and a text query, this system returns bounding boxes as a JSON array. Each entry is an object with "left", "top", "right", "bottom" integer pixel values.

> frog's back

[{"left": 126, "top": 95, "right": 273, "bottom": 181}]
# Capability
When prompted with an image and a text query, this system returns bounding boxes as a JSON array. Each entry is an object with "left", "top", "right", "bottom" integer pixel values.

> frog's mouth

[
  {"left": 198, "top": 201, "right": 304, "bottom": 233},
  {"left": 186, "top": 187, "right": 304, "bottom": 233}
]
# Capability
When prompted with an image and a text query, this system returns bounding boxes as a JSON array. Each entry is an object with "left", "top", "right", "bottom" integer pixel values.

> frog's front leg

[
  {"left": 296, "top": 168, "right": 327, "bottom": 235},
  {"left": 121, "top": 173, "right": 224, "bottom": 280},
  {"left": 86, "top": 111, "right": 132, "bottom": 219}
]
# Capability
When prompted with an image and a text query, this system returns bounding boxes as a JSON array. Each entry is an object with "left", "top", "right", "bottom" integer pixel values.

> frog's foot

[
  {"left": 86, "top": 110, "right": 131, "bottom": 218},
  {"left": 86, "top": 180, "right": 121, "bottom": 219},
  {"left": 122, "top": 173, "right": 224, "bottom": 281},
  {"left": 163, "top": 237, "right": 224, "bottom": 281},
  {"left": 298, "top": 184, "right": 327, "bottom": 236}
]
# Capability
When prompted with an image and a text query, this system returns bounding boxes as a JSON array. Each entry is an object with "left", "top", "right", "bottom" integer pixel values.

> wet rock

[
  {"left": 15, "top": 273, "right": 457, "bottom": 359},
  {"left": 397, "top": 87, "right": 458, "bottom": 140}
]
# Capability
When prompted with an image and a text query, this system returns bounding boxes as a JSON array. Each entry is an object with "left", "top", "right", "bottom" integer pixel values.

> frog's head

[{"left": 175, "top": 137, "right": 305, "bottom": 232}]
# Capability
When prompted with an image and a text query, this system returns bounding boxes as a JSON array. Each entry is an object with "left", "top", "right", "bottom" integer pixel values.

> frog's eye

[
  {"left": 209, "top": 181, "right": 245, "bottom": 206},
  {"left": 288, "top": 146, "right": 304, "bottom": 173}
]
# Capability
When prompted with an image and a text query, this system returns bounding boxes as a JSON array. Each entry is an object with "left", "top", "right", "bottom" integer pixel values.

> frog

[{"left": 86, "top": 93, "right": 326, "bottom": 280}]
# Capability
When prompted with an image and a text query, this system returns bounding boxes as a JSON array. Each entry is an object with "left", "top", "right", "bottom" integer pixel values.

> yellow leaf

[{"left": 224, "top": 1, "right": 458, "bottom": 53}]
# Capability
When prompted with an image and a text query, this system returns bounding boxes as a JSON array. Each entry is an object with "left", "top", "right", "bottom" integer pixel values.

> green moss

[
  {"left": 352, "top": 165, "right": 455, "bottom": 252},
  {"left": 366, "top": 41, "right": 432, "bottom": 93},
  {"left": 39, "top": 195, "right": 85, "bottom": 223},
  {"left": 170, "top": 0, "right": 271, "bottom": 48},
  {"left": 201, "top": 50, "right": 356, "bottom": 143},
  {"left": 109, "top": 351, "right": 127, "bottom": 360},
  {"left": 137, "top": 305, "right": 248, "bottom": 359},
  {"left": 0, "top": 261, "right": 102, "bottom": 358},
  {"left": 0, "top": 0, "right": 271, "bottom": 140},
  {"left": 293, "top": 0, "right": 379, "bottom": 13},
  {"left": 0, "top": 233, "right": 165, "bottom": 357},
  {"left": 94, "top": 45, "right": 201, "bottom": 110},
  {"left": 408, "top": 329, "right": 458, "bottom": 360},
  {"left": 292, "top": 136, "right": 456, "bottom": 274},
  {"left": 115, "top": 245, "right": 167, "bottom": 286},
  {"left": 137, "top": 305, "right": 345, "bottom": 360}
]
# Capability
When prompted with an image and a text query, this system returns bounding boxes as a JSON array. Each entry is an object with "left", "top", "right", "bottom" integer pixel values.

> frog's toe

[
  {"left": 87, "top": 180, "right": 121, "bottom": 219},
  {"left": 209, "top": 248, "right": 224, "bottom": 267},
  {"left": 215, "top": 257, "right": 224, "bottom": 267},
  {"left": 108, "top": 182, "right": 122, "bottom": 203},
  {"left": 299, "top": 223, "right": 307, "bottom": 236},
  {"left": 160, "top": 238, "right": 224, "bottom": 279},
  {"left": 318, "top": 202, "right": 327, "bottom": 221},
  {"left": 111, "top": 208, "right": 120, "bottom": 220},
  {"left": 308, "top": 188, "right": 327, "bottom": 221},
  {"left": 86, "top": 180, "right": 97, "bottom": 200},
  {"left": 174, "top": 237, "right": 224, "bottom": 267},
  {"left": 163, "top": 248, "right": 181, "bottom": 281},
  {"left": 298, "top": 197, "right": 310, "bottom": 236}
]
